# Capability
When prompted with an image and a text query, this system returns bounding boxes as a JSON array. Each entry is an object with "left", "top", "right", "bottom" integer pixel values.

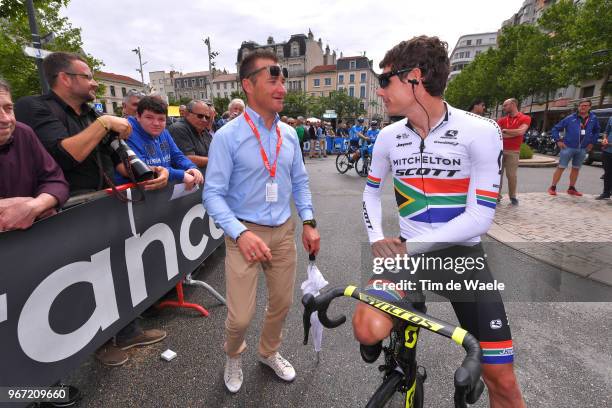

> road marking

[{"left": 0, "top": 294, "right": 7, "bottom": 323}]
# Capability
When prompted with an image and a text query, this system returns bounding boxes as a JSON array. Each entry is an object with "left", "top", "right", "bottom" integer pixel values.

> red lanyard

[
  {"left": 580, "top": 116, "right": 589, "bottom": 129},
  {"left": 244, "top": 111, "right": 282, "bottom": 178}
]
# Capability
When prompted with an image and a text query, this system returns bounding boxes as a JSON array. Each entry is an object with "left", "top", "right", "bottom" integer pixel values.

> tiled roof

[
  {"left": 308, "top": 65, "right": 336, "bottom": 74},
  {"left": 95, "top": 71, "right": 141, "bottom": 86},
  {"left": 213, "top": 73, "right": 238, "bottom": 82}
]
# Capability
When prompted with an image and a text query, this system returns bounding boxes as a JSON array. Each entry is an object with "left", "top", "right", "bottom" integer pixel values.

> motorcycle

[{"left": 538, "top": 132, "right": 560, "bottom": 156}]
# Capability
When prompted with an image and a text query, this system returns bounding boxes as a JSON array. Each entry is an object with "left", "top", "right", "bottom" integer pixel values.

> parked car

[{"left": 584, "top": 108, "right": 612, "bottom": 165}]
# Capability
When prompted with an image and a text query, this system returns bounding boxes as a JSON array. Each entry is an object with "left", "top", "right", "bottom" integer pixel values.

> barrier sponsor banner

[{"left": 0, "top": 184, "right": 223, "bottom": 391}]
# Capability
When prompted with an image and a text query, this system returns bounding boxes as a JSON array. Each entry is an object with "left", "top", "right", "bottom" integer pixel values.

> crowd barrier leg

[
  {"left": 157, "top": 281, "right": 209, "bottom": 317},
  {"left": 183, "top": 272, "right": 227, "bottom": 305}
]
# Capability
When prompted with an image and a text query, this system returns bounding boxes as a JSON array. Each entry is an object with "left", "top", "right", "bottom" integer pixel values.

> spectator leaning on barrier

[
  {"left": 14, "top": 52, "right": 168, "bottom": 368},
  {"left": 169, "top": 99, "right": 213, "bottom": 170},
  {"left": 228, "top": 98, "right": 245, "bottom": 120},
  {"left": 547, "top": 99, "right": 600, "bottom": 197},
  {"left": 598, "top": 116, "right": 612, "bottom": 200},
  {"left": 116, "top": 96, "right": 203, "bottom": 189},
  {"left": 0, "top": 78, "right": 69, "bottom": 232},
  {"left": 496, "top": 98, "right": 531, "bottom": 206},
  {"left": 122, "top": 89, "right": 145, "bottom": 118},
  {"left": 295, "top": 116, "right": 305, "bottom": 158},
  {"left": 204, "top": 49, "right": 320, "bottom": 393}
]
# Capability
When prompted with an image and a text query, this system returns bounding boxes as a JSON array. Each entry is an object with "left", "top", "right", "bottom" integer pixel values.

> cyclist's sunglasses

[
  {"left": 245, "top": 65, "right": 289, "bottom": 80},
  {"left": 378, "top": 67, "right": 415, "bottom": 88}
]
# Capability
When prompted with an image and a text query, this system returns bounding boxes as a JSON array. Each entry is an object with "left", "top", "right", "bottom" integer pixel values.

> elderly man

[
  {"left": 15, "top": 51, "right": 168, "bottom": 367},
  {"left": 497, "top": 98, "right": 531, "bottom": 206},
  {"left": 204, "top": 49, "right": 319, "bottom": 393},
  {"left": 179, "top": 104, "right": 187, "bottom": 118},
  {"left": 228, "top": 98, "right": 245, "bottom": 120},
  {"left": 122, "top": 89, "right": 145, "bottom": 117},
  {"left": 169, "top": 100, "right": 213, "bottom": 169},
  {"left": 0, "top": 78, "right": 69, "bottom": 231}
]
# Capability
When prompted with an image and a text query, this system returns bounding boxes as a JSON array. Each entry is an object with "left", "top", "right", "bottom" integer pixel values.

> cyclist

[
  {"left": 362, "top": 120, "right": 380, "bottom": 158},
  {"left": 354, "top": 36, "right": 526, "bottom": 407},
  {"left": 348, "top": 117, "right": 366, "bottom": 164}
]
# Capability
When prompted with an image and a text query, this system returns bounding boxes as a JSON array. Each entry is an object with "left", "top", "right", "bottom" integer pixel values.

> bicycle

[
  {"left": 335, "top": 144, "right": 372, "bottom": 177},
  {"left": 302, "top": 285, "right": 484, "bottom": 408},
  {"left": 355, "top": 146, "right": 372, "bottom": 177},
  {"left": 335, "top": 145, "right": 357, "bottom": 174}
]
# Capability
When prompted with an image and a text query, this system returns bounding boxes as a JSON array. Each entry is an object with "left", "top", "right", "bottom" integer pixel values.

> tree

[
  {"left": 318, "top": 90, "right": 365, "bottom": 121},
  {"left": 213, "top": 96, "right": 230, "bottom": 115},
  {"left": 281, "top": 91, "right": 314, "bottom": 118},
  {"left": 230, "top": 89, "right": 246, "bottom": 101},
  {"left": 539, "top": 0, "right": 612, "bottom": 107},
  {"left": 0, "top": 0, "right": 103, "bottom": 99}
]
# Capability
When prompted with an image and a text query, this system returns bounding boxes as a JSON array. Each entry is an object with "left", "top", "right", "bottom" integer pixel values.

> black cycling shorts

[{"left": 365, "top": 243, "right": 514, "bottom": 365}]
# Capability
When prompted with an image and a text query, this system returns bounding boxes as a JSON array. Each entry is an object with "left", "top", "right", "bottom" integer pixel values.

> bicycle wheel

[
  {"left": 386, "top": 373, "right": 424, "bottom": 408},
  {"left": 355, "top": 155, "right": 369, "bottom": 177},
  {"left": 336, "top": 153, "right": 351, "bottom": 174}
]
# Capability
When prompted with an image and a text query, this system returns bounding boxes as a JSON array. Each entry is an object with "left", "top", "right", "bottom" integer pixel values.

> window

[
  {"left": 360, "top": 85, "right": 366, "bottom": 99},
  {"left": 183, "top": 80, "right": 188, "bottom": 87},
  {"left": 223, "top": 83, "right": 227, "bottom": 89},
  {"left": 276, "top": 47, "right": 284, "bottom": 58},
  {"left": 216, "top": 83, "right": 220, "bottom": 90},
  {"left": 324, "top": 77, "right": 331, "bottom": 86},
  {"left": 349, "top": 60, "right": 356, "bottom": 69},
  {"left": 466, "top": 40, "right": 472, "bottom": 45},
  {"left": 291, "top": 42, "right": 299, "bottom": 57},
  {"left": 349, "top": 74, "right": 355, "bottom": 83},
  {"left": 110, "top": 86, "right": 115, "bottom": 97},
  {"left": 191, "top": 79, "right": 196, "bottom": 86},
  {"left": 338, "top": 74, "right": 344, "bottom": 84},
  {"left": 465, "top": 51, "right": 470, "bottom": 58},
  {"left": 199, "top": 78, "right": 204, "bottom": 87},
  {"left": 201, "top": 92, "right": 205, "bottom": 99},
  {"left": 224, "top": 92, "right": 228, "bottom": 97},
  {"left": 360, "top": 73, "right": 366, "bottom": 83},
  {"left": 338, "top": 86, "right": 344, "bottom": 92},
  {"left": 476, "top": 39, "right": 482, "bottom": 45},
  {"left": 489, "top": 38, "right": 495, "bottom": 42},
  {"left": 314, "top": 78, "right": 320, "bottom": 87},
  {"left": 112, "top": 101, "right": 117, "bottom": 112},
  {"left": 581, "top": 85, "right": 595, "bottom": 98},
  {"left": 349, "top": 86, "right": 354, "bottom": 97},
  {"left": 121, "top": 87, "right": 127, "bottom": 97},
  {"left": 475, "top": 50, "right": 481, "bottom": 56}
]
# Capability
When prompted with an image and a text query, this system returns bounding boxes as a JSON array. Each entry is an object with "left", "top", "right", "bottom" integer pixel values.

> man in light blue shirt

[{"left": 203, "top": 49, "right": 320, "bottom": 393}]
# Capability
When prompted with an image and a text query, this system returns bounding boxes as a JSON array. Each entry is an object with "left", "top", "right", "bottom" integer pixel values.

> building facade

[
  {"left": 305, "top": 65, "right": 336, "bottom": 97},
  {"left": 236, "top": 30, "right": 336, "bottom": 92},
  {"left": 94, "top": 71, "right": 142, "bottom": 115},
  {"left": 212, "top": 73, "right": 239, "bottom": 99},
  {"left": 149, "top": 70, "right": 179, "bottom": 102},
  {"left": 336, "top": 56, "right": 385, "bottom": 120},
  {"left": 448, "top": 32, "right": 498, "bottom": 81},
  {"left": 173, "top": 71, "right": 212, "bottom": 102}
]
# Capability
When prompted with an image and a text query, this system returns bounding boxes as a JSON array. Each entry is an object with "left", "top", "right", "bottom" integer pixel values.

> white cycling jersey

[{"left": 362, "top": 103, "right": 503, "bottom": 254}]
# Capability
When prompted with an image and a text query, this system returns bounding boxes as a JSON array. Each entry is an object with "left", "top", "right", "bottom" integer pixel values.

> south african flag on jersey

[{"left": 394, "top": 177, "right": 469, "bottom": 222}]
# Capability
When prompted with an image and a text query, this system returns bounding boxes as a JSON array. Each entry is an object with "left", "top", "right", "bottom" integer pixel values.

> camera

[{"left": 108, "top": 133, "right": 155, "bottom": 182}]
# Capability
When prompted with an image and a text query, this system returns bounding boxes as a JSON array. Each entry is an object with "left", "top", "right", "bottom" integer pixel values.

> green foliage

[
  {"left": 445, "top": 0, "right": 611, "bottom": 110},
  {"left": 0, "top": 0, "right": 102, "bottom": 99},
  {"left": 519, "top": 143, "right": 533, "bottom": 160},
  {"left": 280, "top": 89, "right": 366, "bottom": 121},
  {"left": 229, "top": 89, "right": 246, "bottom": 101},
  {"left": 168, "top": 96, "right": 192, "bottom": 106},
  {"left": 213, "top": 96, "right": 230, "bottom": 115}
]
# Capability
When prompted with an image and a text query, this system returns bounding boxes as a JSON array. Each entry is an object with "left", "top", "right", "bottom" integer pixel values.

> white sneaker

[
  {"left": 259, "top": 352, "right": 296, "bottom": 382},
  {"left": 224, "top": 355, "right": 243, "bottom": 393}
]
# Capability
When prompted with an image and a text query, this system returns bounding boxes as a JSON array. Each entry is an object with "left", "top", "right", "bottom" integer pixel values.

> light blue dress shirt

[{"left": 203, "top": 106, "right": 314, "bottom": 240}]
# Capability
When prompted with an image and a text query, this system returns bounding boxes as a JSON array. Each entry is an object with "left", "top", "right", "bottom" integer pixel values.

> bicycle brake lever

[{"left": 302, "top": 293, "right": 315, "bottom": 345}]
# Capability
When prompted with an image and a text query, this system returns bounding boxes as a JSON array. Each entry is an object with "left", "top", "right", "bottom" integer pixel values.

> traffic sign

[
  {"left": 23, "top": 46, "right": 52, "bottom": 59},
  {"left": 94, "top": 103, "right": 104, "bottom": 113}
]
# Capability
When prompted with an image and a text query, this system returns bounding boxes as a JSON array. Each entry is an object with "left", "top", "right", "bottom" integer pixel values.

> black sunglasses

[
  {"left": 245, "top": 65, "right": 289, "bottom": 80},
  {"left": 61, "top": 72, "right": 94, "bottom": 81},
  {"left": 190, "top": 111, "right": 210, "bottom": 120},
  {"left": 378, "top": 67, "right": 415, "bottom": 88}
]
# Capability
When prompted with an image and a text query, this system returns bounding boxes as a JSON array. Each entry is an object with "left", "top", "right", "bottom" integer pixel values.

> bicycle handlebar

[{"left": 302, "top": 286, "right": 484, "bottom": 408}]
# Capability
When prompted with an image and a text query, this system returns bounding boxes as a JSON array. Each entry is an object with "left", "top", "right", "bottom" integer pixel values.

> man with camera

[
  {"left": 169, "top": 99, "right": 213, "bottom": 170},
  {"left": 14, "top": 52, "right": 168, "bottom": 367}
]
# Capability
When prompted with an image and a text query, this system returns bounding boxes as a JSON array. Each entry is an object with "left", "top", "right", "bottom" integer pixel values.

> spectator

[
  {"left": 228, "top": 98, "right": 245, "bottom": 120},
  {"left": 122, "top": 89, "right": 145, "bottom": 118},
  {"left": 169, "top": 99, "right": 213, "bottom": 170},
  {"left": 0, "top": 78, "right": 69, "bottom": 231},
  {"left": 336, "top": 120, "right": 348, "bottom": 138},
  {"left": 116, "top": 96, "right": 203, "bottom": 190},
  {"left": 547, "top": 99, "right": 600, "bottom": 197},
  {"left": 496, "top": 98, "right": 531, "bottom": 206},
  {"left": 287, "top": 117, "right": 296, "bottom": 127},
  {"left": 295, "top": 116, "right": 305, "bottom": 161},
  {"left": 14, "top": 52, "right": 169, "bottom": 367},
  {"left": 280, "top": 115, "right": 288, "bottom": 123},
  {"left": 317, "top": 121, "right": 327, "bottom": 158},
  {"left": 308, "top": 120, "right": 319, "bottom": 159},
  {"left": 204, "top": 49, "right": 319, "bottom": 394},
  {"left": 598, "top": 116, "right": 612, "bottom": 200},
  {"left": 468, "top": 99, "right": 486, "bottom": 116},
  {"left": 179, "top": 104, "right": 187, "bottom": 117}
]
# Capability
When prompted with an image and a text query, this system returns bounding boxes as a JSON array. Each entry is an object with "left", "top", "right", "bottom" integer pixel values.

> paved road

[{"left": 67, "top": 158, "right": 612, "bottom": 407}]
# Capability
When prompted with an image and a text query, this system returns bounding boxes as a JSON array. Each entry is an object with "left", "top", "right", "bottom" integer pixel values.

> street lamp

[{"left": 132, "top": 46, "right": 148, "bottom": 92}]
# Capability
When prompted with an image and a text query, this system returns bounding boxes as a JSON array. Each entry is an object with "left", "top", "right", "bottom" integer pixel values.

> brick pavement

[{"left": 488, "top": 192, "right": 612, "bottom": 286}]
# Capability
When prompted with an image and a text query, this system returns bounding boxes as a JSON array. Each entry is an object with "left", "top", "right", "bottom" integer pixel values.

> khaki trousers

[
  {"left": 500, "top": 150, "right": 520, "bottom": 199},
  {"left": 224, "top": 219, "right": 297, "bottom": 358}
]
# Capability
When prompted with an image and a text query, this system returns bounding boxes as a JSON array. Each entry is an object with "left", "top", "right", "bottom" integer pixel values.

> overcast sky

[{"left": 62, "top": 0, "right": 524, "bottom": 83}]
